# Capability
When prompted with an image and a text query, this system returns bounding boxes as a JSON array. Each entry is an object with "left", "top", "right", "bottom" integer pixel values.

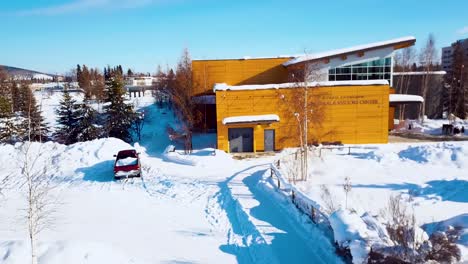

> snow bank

[
  {"left": 330, "top": 210, "right": 373, "bottom": 263},
  {"left": 162, "top": 145, "right": 197, "bottom": 166}
]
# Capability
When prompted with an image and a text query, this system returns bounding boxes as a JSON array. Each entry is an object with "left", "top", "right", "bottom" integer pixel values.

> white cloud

[
  {"left": 456, "top": 26, "right": 468, "bottom": 36},
  {"left": 16, "top": 0, "right": 157, "bottom": 16}
]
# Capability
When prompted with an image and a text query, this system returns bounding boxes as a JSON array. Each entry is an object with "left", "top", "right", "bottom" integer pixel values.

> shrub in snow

[
  {"left": 425, "top": 227, "right": 461, "bottom": 263},
  {"left": 320, "top": 185, "right": 339, "bottom": 215},
  {"left": 329, "top": 209, "right": 384, "bottom": 264},
  {"left": 379, "top": 194, "right": 428, "bottom": 263},
  {"left": 343, "top": 176, "right": 352, "bottom": 210}
]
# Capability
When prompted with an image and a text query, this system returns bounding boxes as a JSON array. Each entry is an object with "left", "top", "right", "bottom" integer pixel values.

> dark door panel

[
  {"left": 264, "top": 129, "right": 275, "bottom": 152},
  {"left": 228, "top": 128, "right": 254, "bottom": 153}
]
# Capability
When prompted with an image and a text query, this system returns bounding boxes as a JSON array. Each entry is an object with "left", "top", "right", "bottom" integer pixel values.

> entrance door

[
  {"left": 228, "top": 128, "right": 254, "bottom": 153},
  {"left": 264, "top": 129, "right": 275, "bottom": 152}
]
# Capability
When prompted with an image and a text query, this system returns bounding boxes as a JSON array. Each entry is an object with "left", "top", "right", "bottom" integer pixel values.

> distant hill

[{"left": 0, "top": 65, "right": 54, "bottom": 80}]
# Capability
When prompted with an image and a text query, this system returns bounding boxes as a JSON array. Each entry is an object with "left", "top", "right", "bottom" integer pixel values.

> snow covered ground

[
  {"left": 286, "top": 142, "right": 468, "bottom": 261},
  {"left": 394, "top": 118, "right": 468, "bottom": 136},
  {"left": 0, "top": 92, "right": 341, "bottom": 263}
]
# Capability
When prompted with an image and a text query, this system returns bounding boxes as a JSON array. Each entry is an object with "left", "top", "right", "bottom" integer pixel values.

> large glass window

[{"left": 328, "top": 57, "right": 392, "bottom": 84}]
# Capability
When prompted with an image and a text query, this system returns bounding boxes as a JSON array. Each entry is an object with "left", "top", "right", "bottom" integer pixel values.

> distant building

[
  {"left": 124, "top": 76, "right": 156, "bottom": 97},
  {"left": 125, "top": 76, "right": 155, "bottom": 87},
  {"left": 441, "top": 38, "right": 468, "bottom": 74}
]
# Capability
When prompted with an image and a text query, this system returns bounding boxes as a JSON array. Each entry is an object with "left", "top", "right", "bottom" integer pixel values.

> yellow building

[{"left": 192, "top": 36, "right": 423, "bottom": 152}]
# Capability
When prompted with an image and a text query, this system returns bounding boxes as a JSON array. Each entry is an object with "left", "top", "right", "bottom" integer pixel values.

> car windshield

[{"left": 117, "top": 151, "right": 137, "bottom": 159}]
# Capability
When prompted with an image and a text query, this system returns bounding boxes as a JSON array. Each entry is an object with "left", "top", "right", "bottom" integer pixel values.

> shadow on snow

[
  {"left": 354, "top": 179, "right": 468, "bottom": 203},
  {"left": 76, "top": 160, "right": 115, "bottom": 182},
  {"left": 217, "top": 165, "right": 337, "bottom": 264}
]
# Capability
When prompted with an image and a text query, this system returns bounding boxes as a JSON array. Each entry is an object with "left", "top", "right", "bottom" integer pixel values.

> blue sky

[{"left": 1, "top": 0, "right": 467, "bottom": 74}]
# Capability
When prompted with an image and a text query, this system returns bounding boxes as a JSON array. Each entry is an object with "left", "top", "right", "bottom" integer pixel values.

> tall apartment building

[{"left": 441, "top": 38, "right": 468, "bottom": 73}]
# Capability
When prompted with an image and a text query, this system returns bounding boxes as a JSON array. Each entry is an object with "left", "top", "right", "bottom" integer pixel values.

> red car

[{"left": 113, "top": 149, "right": 142, "bottom": 179}]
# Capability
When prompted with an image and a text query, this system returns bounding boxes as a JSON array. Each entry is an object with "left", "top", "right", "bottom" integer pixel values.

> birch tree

[
  {"left": 278, "top": 61, "right": 326, "bottom": 181},
  {"left": 395, "top": 47, "right": 416, "bottom": 120},
  {"left": 18, "top": 98, "right": 57, "bottom": 264},
  {"left": 420, "top": 34, "right": 438, "bottom": 121}
]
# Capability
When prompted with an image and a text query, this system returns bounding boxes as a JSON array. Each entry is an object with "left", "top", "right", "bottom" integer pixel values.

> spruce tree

[
  {"left": 0, "top": 96, "right": 14, "bottom": 143},
  {"left": 76, "top": 101, "right": 101, "bottom": 142},
  {"left": 16, "top": 84, "right": 48, "bottom": 142},
  {"left": 104, "top": 75, "right": 134, "bottom": 142},
  {"left": 54, "top": 88, "right": 80, "bottom": 144},
  {"left": 76, "top": 64, "right": 82, "bottom": 84}
]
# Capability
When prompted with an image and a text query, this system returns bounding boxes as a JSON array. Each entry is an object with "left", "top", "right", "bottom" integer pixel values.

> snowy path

[{"left": 213, "top": 164, "right": 342, "bottom": 264}]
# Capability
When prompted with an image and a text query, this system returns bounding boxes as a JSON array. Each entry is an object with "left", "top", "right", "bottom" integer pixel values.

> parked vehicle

[{"left": 113, "top": 149, "right": 141, "bottom": 179}]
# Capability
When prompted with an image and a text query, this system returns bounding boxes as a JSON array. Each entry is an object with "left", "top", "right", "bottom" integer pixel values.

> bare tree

[
  {"left": 18, "top": 142, "right": 58, "bottom": 264},
  {"left": 132, "top": 111, "right": 145, "bottom": 141},
  {"left": 420, "top": 34, "right": 438, "bottom": 121},
  {"left": 278, "top": 61, "right": 326, "bottom": 181},
  {"left": 394, "top": 47, "right": 416, "bottom": 120},
  {"left": 16, "top": 98, "right": 58, "bottom": 264},
  {"left": 169, "top": 48, "right": 202, "bottom": 154},
  {"left": 449, "top": 41, "right": 468, "bottom": 119}
]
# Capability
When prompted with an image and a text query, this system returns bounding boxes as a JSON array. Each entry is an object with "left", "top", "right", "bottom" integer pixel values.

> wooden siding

[
  {"left": 216, "top": 85, "right": 390, "bottom": 152},
  {"left": 192, "top": 58, "right": 291, "bottom": 96}
]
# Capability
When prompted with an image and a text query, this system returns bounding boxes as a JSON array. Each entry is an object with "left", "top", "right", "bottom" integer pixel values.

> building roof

[
  {"left": 193, "top": 55, "right": 296, "bottom": 62},
  {"left": 390, "top": 94, "right": 424, "bottom": 104},
  {"left": 214, "top": 80, "right": 389, "bottom": 92},
  {"left": 283, "top": 36, "right": 416, "bottom": 67},
  {"left": 222, "top": 114, "right": 280, "bottom": 125},
  {"left": 393, "top": 71, "right": 446, "bottom": 76}
]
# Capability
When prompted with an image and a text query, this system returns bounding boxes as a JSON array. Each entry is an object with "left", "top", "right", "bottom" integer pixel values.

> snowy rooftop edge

[
  {"left": 390, "top": 94, "right": 424, "bottom": 103},
  {"left": 393, "top": 71, "right": 446, "bottom": 76},
  {"left": 283, "top": 36, "right": 416, "bottom": 66},
  {"left": 222, "top": 114, "right": 280, "bottom": 125},
  {"left": 214, "top": 80, "right": 389, "bottom": 92},
  {"left": 193, "top": 55, "right": 299, "bottom": 61}
]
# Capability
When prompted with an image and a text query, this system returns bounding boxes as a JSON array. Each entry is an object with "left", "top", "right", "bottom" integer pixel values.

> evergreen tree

[
  {"left": 76, "top": 64, "right": 82, "bottom": 84},
  {"left": 127, "top": 69, "right": 133, "bottom": 77},
  {"left": 76, "top": 102, "right": 101, "bottom": 142},
  {"left": 0, "top": 96, "right": 15, "bottom": 143},
  {"left": 117, "top": 65, "right": 123, "bottom": 76},
  {"left": 17, "top": 84, "right": 48, "bottom": 142},
  {"left": 54, "top": 88, "right": 80, "bottom": 144},
  {"left": 104, "top": 75, "right": 134, "bottom": 142}
]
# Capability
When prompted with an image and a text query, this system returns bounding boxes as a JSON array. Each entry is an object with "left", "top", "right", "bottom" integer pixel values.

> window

[{"left": 328, "top": 57, "right": 392, "bottom": 84}]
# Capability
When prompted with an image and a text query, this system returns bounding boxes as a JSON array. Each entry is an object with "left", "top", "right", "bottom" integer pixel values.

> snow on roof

[
  {"left": 283, "top": 36, "right": 416, "bottom": 66},
  {"left": 222, "top": 114, "right": 280, "bottom": 125},
  {"left": 193, "top": 55, "right": 297, "bottom": 61},
  {"left": 390, "top": 94, "right": 424, "bottom": 103},
  {"left": 214, "top": 80, "right": 389, "bottom": 92},
  {"left": 393, "top": 71, "right": 446, "bottom": 76}
]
